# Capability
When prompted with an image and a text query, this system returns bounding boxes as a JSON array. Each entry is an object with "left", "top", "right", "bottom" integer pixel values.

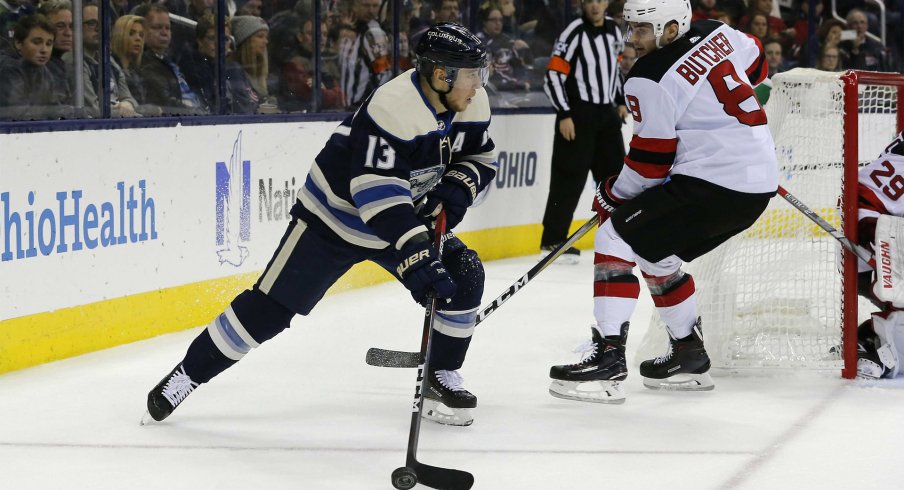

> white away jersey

[
  {"left": 612, "top": 20, "right": 778, "bottom": 200},
  {"left": 858, "top": 132, "right": 904, "bottom": 221}
]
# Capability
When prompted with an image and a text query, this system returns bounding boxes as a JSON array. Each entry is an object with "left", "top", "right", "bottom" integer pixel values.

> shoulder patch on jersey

[
  {"left": 367, "top": 70, "right": 438, "bottom": 141},
  {"left": 628, "top": 21, "right": 724, "bottom": 83},
  {"left": 452, "top": 88, "right": 491, "bottom": 124}
]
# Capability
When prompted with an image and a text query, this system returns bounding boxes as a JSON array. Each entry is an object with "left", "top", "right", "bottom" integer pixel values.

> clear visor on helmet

[{"left": 449, "top": 63, "right": 489, "bottom": 90}]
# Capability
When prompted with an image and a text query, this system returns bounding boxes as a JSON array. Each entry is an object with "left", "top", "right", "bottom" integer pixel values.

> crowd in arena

[{"left": 0, "top": 0, "right": 900, "bottom": 121}]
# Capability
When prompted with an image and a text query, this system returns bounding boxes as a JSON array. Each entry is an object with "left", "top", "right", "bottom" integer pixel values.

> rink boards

[{"left": 0, "top": 114, "right": 602, "bottom": 374}]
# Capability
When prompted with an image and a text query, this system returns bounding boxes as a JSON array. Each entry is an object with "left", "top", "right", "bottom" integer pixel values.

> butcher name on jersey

[{"left": 675, "top": 32, "right": 735, "bottom": 86}]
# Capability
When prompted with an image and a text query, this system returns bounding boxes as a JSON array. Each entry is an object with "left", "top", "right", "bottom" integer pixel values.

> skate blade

[
  {"left": 548, "top": 380, "right": 625, "bottom": 404},
  {"left": 422, "top": 399, "right": 473, "bottom": 426},
  {"left": 642, "top": 373, "right": 714, "bottom": 391}
]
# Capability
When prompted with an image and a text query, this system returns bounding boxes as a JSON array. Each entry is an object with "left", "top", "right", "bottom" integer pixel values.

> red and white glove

[{"left": 593, "top": 176, "right": 623, "bottom": 225}]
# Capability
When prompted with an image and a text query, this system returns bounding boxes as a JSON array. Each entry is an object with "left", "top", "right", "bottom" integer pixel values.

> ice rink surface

[{"left": 3, "top": 254, "right": 904, "bottom": 490}]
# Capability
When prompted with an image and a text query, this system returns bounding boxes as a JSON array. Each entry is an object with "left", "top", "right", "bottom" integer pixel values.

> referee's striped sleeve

[{"left": 544, "top": 20, "right": 582, "bottom": 116}]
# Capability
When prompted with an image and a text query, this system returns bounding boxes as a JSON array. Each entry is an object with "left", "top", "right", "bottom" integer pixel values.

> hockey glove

[
  {"left": 593, "top": 176, "right": 623, "bottom": 225},
  {"left": 417, "top": 169, "right": 478, "bottom": 230},
  {"left": 396, "top": 234, "right": 458, "bottom": 306}
]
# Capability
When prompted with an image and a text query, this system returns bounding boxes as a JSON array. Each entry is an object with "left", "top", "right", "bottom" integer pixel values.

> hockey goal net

[{"left": 636, "top": 69, "right": 904, "bottom": 378}]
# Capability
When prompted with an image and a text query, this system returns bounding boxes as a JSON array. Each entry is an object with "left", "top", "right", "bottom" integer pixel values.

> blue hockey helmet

[{"left": 415, "top": 22, "right": 489, "bottom": 90}]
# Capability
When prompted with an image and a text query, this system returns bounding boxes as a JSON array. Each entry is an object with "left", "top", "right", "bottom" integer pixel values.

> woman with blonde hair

[
  {"left": 111, "top": 14, "right": 151, "bottom": 109},
  {"left": 228, "top": 15, "right": 271, "bottom": 113}
]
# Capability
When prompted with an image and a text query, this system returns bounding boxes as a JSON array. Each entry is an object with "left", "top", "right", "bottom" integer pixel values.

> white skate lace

[
  {"left": 653, "top": 343, "right": 673, "bottom": 365},
  {"left": 162, "top": 367, "right": 199, "bottom": 407},
  {"left": 572, "top": 339, "right": 598, "bottom": 362},
  {"left": 435, "top": 370, "right": 466, "bottom": 392}
]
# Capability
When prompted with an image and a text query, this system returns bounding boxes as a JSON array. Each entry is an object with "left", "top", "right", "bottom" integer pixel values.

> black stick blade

[
  {"left": 365, "top": 348, "right": 420, "bottom": 368},
  {"left": 414, "top": 461, "right": 474, "bottom": 490}
]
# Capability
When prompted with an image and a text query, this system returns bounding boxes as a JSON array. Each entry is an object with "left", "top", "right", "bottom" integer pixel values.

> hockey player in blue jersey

[{"left": 142, "top": 22, "right": 497, "bottom": 427}]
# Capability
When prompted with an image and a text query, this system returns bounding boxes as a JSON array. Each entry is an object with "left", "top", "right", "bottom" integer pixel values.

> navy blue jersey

[{"left": 292, "top": 69, "right": 498, "bottom": 251}]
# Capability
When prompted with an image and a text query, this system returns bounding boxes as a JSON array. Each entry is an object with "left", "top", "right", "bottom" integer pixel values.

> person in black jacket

[
  {"left": 135, "top": 3, "right": 205, "bottom": 115},
  {"left": 0, "top": 14, "right": 74, "bottom": 120}
]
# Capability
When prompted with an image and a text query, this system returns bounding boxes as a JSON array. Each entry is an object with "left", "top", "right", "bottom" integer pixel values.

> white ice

[{"left": 2, "top": 254, "right": 904, "bottom": 490}]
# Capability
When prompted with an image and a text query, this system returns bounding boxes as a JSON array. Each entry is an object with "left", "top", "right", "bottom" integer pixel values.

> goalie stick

[
  {"left": 392, "top": 212, "right": 474, "bottom": 490},
  {"left": 367, "top": 216, "right": 600, "bottom": 368}
]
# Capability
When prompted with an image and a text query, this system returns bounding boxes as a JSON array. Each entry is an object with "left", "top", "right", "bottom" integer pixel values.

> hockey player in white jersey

[
  {"left": 853, "top": 132, "right": 904, "bottom": 379},
  {"left": 548, "top": 0, "right": 778, "bottom": 403}
]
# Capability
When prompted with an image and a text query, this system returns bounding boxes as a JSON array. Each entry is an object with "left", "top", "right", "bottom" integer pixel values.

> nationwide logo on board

[{"left": 215, "top": 131, "right": 251, "bottom": 267}]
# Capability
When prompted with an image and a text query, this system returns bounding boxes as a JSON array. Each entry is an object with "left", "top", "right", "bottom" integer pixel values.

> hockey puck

[{"left": 391, "top": 466, "right": 418, "bottom": 489}]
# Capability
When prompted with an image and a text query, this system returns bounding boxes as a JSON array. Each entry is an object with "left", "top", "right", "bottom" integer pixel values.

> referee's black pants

[{"left": 541, "top": 101, "right": 626, "bottom": 247}]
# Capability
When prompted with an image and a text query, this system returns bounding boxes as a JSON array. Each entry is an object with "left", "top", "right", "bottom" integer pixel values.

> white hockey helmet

[{"left": 623, "top": 0, "right": 692, "bottom": 42}]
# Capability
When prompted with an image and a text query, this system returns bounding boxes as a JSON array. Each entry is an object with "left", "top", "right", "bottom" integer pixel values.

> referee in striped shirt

[{"left": 540, "top": 0, "right": 627, "bottom": 262}]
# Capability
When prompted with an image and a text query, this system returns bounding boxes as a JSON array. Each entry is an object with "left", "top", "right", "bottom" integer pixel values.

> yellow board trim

[{"left": 0, "top": 222, "right": 595, "bottom": 375}]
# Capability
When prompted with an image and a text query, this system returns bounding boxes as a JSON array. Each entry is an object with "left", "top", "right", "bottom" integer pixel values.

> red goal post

[
  {"left": 636, "top": 69, "right": 904, "bottom": 379},
  {"left": 839, "top": 70, "right": 904, "bottom": 378}
]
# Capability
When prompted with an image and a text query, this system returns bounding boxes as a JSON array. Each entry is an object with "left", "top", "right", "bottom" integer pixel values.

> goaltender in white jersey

[
  {"left": 855, "top": 132, "right": 904, "bottom": 379},
  {"left": 548, "top": 0, "right": 778, "bottom": 403}
]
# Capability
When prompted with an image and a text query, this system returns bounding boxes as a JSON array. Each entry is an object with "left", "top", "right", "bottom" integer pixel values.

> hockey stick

[
  {"left": 368, "top": 216, "right": 601, "bottom": 368},
  {"left": 391, "top": 212, "right": 475, "bottom": 490},
  {"left": 777, "top": 185, "right": 875, "bottom": 267}
]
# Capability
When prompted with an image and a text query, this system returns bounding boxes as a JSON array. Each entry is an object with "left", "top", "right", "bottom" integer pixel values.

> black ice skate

[
  {"left": 540, "top": 242, "right": 580, "bottom": 265},
  {"left": 639, "top": 318, "right": 714, "bottom": 391},
  {"left": 857, "top": 320, "right": 894, "bottom": 379},
  {"left": 140, "top": 364, "right": 199, "bottom": 425},
  {"left": 548, "top": 323, "right": 628, "bottom": 404},
  {"left": 423, "top": 369, "right": 477, "bottom": 426}
]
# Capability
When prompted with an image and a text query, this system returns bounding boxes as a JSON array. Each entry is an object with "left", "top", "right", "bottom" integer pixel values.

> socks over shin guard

[
  {"left": 182, "top": 329, "right": 238, "bottom": 384},
  {"left": 182, "top": 289, "right": 295, "bottom": 384},
  {"left": 428, "top": 330, "right": 473, "bottom": 371}
]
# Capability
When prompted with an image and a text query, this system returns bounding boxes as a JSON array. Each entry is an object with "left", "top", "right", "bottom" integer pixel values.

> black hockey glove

[
  {"left": 417, "top": 169, "right": 478, "bottom": 230},
  {"left": 593, "top": 176, "right": 623, "bottom": 225},
  {"left": 396, "top": 234, "right": 457, "bottom": 306}
]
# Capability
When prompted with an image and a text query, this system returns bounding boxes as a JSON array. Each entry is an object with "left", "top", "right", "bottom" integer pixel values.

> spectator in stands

[
  {"left": 38, "top": 0, "right": 73, "bottom": 105},
  {"left": 477, "top": 4, "right": 534, "bottom": 98},
  {"left": 269, "top": 11, "right": 344, "bottom": 112},
  {"left": 0, "top": 14, "right": 74, "bottom": 119},
  {"left": 136, "top": 3, "right": 205, "bottom": 114},
  {"left": 227, "top": 15, "right": 270, "bottom": 113},
  {"left": 109, "top": 0, "right": 130, "bottom": 20},
  {"left": 840, "top": 8, "right": 888, "bottom": 72},
  {"left": 738, "top": 0, "right": 786, "bottom": 36},
  {"left": 112, "top": 14, "right": 144, "bottom": 94},
  {"left": 691, "top": 0, "right": 719, "bottom": 24},
  {"left": 816, "top": 44, "right": 841, "bottom": 71},
  {"left": 64, "top": 1, "right": 140, "bottom": 117},
  {"left": 764, "top": 37, "right": 788, "bottom": 76},
  {"left": 339, "top": 0, "right": 390, "bottom": 108},
  {"left": 519, "top": 0, "right": 576, "bottom": 59},
  {"left": 187, "top": 0, "right": 212, "bottom": 20},
  {"left": 497, "top": 0, "right": 522, "bottom": 37},
  {"left": 744, "top": 12, "right": 771, "bottom": 41},
  {"left": 433, "top": 0, "right": 461, "bottom": 23},
  {"left": 618, "top": 41, "right": 636, "bottom": 75},
  {"left": 235, "top": 0, "right": 262, "bottom": 18},
  {"left": 0, "top": 0, "right": 34, "bottom": 55},
  {"left": 803, "top": 18, "right": 847, "bottom": 68},
  {"left": 714, "top": 9, "right": 733, "bottom": 27},
  {"left": 179, "top": 12, "right": 228, "bottom": 113}
]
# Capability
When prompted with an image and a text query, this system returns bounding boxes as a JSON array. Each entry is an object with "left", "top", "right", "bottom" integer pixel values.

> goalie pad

[
  {"left": 871, "top": 311, "right": 904, "bottom": 378},
  {"left": 872, "top": 215, "right": 904, "bottom": 306}
]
